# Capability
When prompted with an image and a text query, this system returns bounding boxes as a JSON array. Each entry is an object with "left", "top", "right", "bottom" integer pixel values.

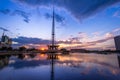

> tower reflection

[
  {"left": 51, "top": 54, "right": 54, "bottom": 80},
  {"left": 47, "top": 53, "right": 59, "bottom": 80}
]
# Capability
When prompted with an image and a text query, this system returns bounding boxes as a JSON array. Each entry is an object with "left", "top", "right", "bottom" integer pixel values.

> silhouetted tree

[
  {"left": 27, "top": 48, "right": 36, "bottom": 51},
  {"left": 60, "top": 48, "right": 69, "bottom": 54},
  {"left": 7, "top": 47, "right": 13, "bottom": 51},
  {"left": 19, "top": 46, "right": 26, "bottom": 51},
  {"left": 0, "top": 47, "right": 7, "bottom": 51},
  {"left": 60, "top": 48, "right": 67, "bottom": 51}
]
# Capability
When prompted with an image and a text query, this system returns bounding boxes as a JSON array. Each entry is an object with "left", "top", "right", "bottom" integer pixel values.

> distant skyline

[{"left": 0, "top": 0, "right": 120, "bottom": 50}]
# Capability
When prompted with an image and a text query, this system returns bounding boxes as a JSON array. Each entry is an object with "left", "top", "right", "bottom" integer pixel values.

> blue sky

[{"left": 0, "top": 0, "right": 120, "bottom": 50}]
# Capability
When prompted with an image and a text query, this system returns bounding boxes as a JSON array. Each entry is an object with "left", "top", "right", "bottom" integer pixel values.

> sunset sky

[{"left": 0, "top": 0, "right": 120, "bottom": 50}]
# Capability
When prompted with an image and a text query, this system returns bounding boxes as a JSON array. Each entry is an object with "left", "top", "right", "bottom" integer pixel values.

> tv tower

[{"left": 48, "top": 0, "right": 59, "bottom": 53}]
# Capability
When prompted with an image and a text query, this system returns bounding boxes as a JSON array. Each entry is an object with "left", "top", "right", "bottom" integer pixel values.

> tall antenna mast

[
  {"left": 48, "top": 0, "right": 58, "bottom": 52},
  {"left": 52, "top": 0, "right": 55, "bottom": 47}
]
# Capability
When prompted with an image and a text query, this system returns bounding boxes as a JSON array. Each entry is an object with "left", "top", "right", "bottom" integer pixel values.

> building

[
  {"left": 114, "top": 35, "right": 120, "bottom": 50},
  {"left": 0, "top": 34, "right": 12, "bottom": 48}
]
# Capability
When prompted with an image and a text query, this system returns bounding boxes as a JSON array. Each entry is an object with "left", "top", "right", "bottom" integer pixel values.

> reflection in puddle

[{"left": 0, "top": 53, "right": 120, "bottom": 80}]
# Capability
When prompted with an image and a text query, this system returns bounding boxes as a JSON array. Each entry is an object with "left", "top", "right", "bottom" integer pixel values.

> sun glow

[{"left": 40, "top": 48, "right": 45, "bottom": 51}]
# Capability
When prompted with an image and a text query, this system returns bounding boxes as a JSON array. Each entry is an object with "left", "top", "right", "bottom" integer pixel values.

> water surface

[{"left": 0, "top": 53, "right": 120, "bottom": 80}]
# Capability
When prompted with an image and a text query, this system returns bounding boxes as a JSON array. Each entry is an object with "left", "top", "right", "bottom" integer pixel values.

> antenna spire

[
  {"left": 52, "top": 0, "right": 55, "bottom": 47},
  {"left": 47, "top": 0, "right": 58, "bottom": 52}
]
